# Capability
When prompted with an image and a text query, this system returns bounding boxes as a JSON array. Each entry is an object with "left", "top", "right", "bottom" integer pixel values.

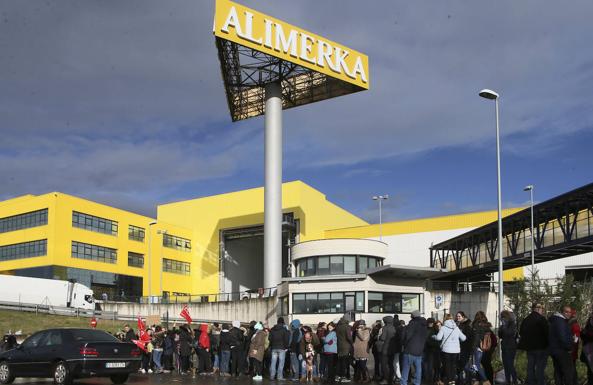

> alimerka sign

[{"left": 214, "top": 0, "right": 369, "bottom": 90}]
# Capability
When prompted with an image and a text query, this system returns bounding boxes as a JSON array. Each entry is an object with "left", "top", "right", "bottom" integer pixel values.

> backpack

[{"left": 480, "top": 332, "right": 492, "bottom": 352}]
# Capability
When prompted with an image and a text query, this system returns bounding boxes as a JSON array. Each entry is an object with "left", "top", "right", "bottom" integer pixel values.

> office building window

[
  {"left": 292, "top": 291, "right": 364, "bottom": 314},
  {"left": 0, "top": 239, "right": 47, "bottom": 261},
  {"left": 71, "top": 241, "right": 117, "bottom": 264},
  {"left": 128, "top": 252, "right": 144, "bottom": 268},
  {"left": 368, "top": 292, "right": 422, "bottom": 314},
  {"left": 128, "top": 225, "right": 145, "bottom": 242},
  {"left": 162, "top": 258, "right": 190, "bottom": 275},
  {"left": 163, "top": 234, "right": 191, "bottom": 252},
  {"left": 0, "top": 209, "right": 48, "bottom": 234},
  {"left": 72, "top": 211, "right": 118, "bottom": 236},
  {"left": 296, "top": 255, "right": 383, "bottom": 277}
]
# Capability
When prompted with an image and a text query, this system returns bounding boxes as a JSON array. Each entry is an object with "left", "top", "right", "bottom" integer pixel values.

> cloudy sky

[{"left": 1, "top": 0, "right": 592, "bottom": 223}]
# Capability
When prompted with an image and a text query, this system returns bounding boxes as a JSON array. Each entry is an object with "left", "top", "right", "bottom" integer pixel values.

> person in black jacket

[
  {"left": 400, "top": 311, "right": 428, "bottom": 385},
  {"left": 548, "top": 305, "right": 575, "bottom": 385},
  {"left": 378, "top": 316, "right": 395, "bottom": 385},
  {"left": 229, "top": 321, "right": 244, "bottom": 377},
  {"left": 390, "top": 315, "right": 404, "bottom": 383},
  {"left": 369, "top": 320, "right": 383, "bottom": 381},
  {"left": 518, "top": 303, "right": 548, "bottom": 385},
  {"left": 122, "top": 324, "right": 136, "bottom": 342},
  {"left": 269, "top": 317, "right": 290, "bottom": 380},
  {"left": 455, "top": 312, "right": 473, "bottom": 385},
  {"left": 499, "top": 310, "right": 518, "bottom": 385},
  {"left": 581, "top": 313, "right": 593, "bottom": 385}
]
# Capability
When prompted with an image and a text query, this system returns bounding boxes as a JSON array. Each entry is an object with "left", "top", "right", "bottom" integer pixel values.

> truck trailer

[{"left": 0, "top": 275, "right": 95, "bottom": 310}]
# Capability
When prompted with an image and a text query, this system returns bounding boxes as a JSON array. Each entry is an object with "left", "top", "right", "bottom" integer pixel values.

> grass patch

[{"left": 0, "top": 309, "right": 125, "bottom": 337}]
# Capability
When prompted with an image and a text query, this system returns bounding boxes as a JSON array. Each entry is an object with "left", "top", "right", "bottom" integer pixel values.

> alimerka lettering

[{"left": 216, "top": 1, "right": 368, "bottom": 87}]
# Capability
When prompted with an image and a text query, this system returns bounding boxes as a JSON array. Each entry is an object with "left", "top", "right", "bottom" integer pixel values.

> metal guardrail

[{"left": 0, "top": 300, "right": 117, "bottom": 320}]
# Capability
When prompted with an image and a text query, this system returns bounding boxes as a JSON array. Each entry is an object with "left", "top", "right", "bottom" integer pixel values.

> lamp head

[
  {"left": 479, "top": 89, "right": 499, "bottom": 100},
  {"left": 523, "top": 185, "right": 534, "bottom": 192},
  {"left": 372, "top": 196, "right": 379, "bottom": 201}
]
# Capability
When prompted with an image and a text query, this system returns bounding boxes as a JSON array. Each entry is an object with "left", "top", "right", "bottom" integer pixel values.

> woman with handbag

[{"left": 433, "top": 314, "right": 467, "bottom": 385}]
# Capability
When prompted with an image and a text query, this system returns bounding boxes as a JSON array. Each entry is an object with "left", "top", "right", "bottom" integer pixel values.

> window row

[
  {"left": 128, "top": 225, "right": 145, "bottom": 242},
  {"left": 368, "top": 292, "right": 422, "bottom": 314},
  {"left": 292, "top": 292, "right": 365, "bottom": 314},
  {"left": 0, "top": 209, "right": 48, "bottom": 234},
  {"left": 72, "top": 211, "right": 118, "bottom": 236},
  {"left": 296, "top": 255, "right": 383, "bottom": 277},
  {"left": 128, "top": 252, "right": 144, "bottom": 268},
  {"left": 162, "top": 258, "right": 191, "bottom": 275},
  {"left": 291, "top": 291, "right": 422, "bottom": 314},
  {"left": 0, "top": 239, "right": 47, "bottom": 262},
  {"left": 71, "top": 241, "right": 117, "bottom": 264},
  {"left": 163, "top": 234, "right": 191, "bottom": 252}
]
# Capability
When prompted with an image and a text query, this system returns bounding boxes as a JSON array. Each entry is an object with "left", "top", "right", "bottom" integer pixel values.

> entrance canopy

[{"left": 213, "top": 0, "right": 369, "bottom": 121}]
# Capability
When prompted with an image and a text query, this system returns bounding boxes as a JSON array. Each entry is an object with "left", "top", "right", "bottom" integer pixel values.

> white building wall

[
  {"left": 523, "top": 252, "right": 593, "bottom": 280},
  {"left": 368, "top": 227, "right": 475, "bottom": 267}
]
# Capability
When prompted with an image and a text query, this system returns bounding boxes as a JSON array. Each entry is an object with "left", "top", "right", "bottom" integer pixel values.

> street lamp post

[
  {"left": 147, "top": 221, "right": 157, "bottom": 304},
  {"left": 372, "top": 195, "right": 389, "bottom": 241},
  {"left": 479, "top": 89, "right": 504, "bottom": 323},
  {"left": 523, "top": 185, "right": 535, "bottom": 277}
]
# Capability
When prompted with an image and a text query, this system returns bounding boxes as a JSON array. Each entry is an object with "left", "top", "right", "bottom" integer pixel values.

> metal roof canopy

[
  {"left": 431, "top": 182, "right": 593, "bottom": 282},
  {"left": 367, "top": 264, "right": 446, "bottom": 280},
  {"left": 215, "top": 38, "right": 365, "bottom": 121}
]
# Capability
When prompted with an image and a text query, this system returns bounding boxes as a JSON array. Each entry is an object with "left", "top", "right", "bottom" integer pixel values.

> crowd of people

[{"left": 114, "top": 305, "right": 593, "bottom": 385}]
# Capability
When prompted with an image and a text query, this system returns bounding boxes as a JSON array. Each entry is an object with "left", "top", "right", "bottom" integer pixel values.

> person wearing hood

[
  {"left": 336, "top": 315, "right": 353, "bottom": 382},
  {"left": 178, "top": 324, "right": 194, "bottom": 375},
  {"left": 400, "top": 310, "right": 428, "bottom": 385},
  {"left": 269, "top": 317, "right": 290, "bottom": 380},
  {"left": 353, "top": 320, "right": 371, "bottom": 382},
  {"left": 378, "top": 316, "right": 395, "bottom": 385},
  {"left": 196, "top": 323, "right": 212, "bottom": 374},
  {"left": 548, "top": 305, "right": 575, "bottom": 385},
  {"left": 230, "top": 320, "right": 244, "bottom": 377},
  {"left": 249, "top": 322, "right": 266, "bottom": 380},
  {"left": 434, "top": 315, "right": 466, "bottom": 385},
  {"left": 499, "top": 310, "right": 518, "bottom": 385},
  {"left": 290, "top": 319, "right": 304, "bottom": 380}
]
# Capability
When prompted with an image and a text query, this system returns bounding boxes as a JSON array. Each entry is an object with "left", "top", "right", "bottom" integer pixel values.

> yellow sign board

[{"left": 214, "top": 0, "right": 369, "bottom": 90}]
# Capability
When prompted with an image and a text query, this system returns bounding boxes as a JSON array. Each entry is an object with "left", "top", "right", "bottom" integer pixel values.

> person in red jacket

[{"left": 197, "top": 323, "right": 213, "bottom": 374}]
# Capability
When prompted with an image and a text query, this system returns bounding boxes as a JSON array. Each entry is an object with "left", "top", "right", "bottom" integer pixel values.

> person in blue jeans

[
  {"left": 219, "top": 323, "right": 233, "bottom": 376},
  {"left": 289, "top": 319, "right": 303, "bottom": 380},
  {"left": 400, "top": 310, "right": 428, "bottom": 385},
  {"left": 467, "top": 311, "right": 493, "bottom": 385},
  {"left": 269, "top": 317, "right": 290, "bottom": 380}
]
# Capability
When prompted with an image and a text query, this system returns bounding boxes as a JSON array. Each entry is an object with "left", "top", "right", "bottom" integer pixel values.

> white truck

[{"left": 0, "top": 275, "right": 95, "bottom": 310}]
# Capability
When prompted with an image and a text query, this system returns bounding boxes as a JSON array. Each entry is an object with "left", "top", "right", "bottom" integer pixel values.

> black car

[{"left": 0, "top": 328, "right": 141, "bottom": 385}]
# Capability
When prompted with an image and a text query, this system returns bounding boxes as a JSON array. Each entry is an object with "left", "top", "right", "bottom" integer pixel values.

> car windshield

[{"left": 70, "top": 329, "right": 119, "bottom": 342}]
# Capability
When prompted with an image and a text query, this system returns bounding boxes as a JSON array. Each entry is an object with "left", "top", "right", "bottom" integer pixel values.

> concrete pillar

[{"left": 264, "top": 82, "right": 282, "bottom": 289}]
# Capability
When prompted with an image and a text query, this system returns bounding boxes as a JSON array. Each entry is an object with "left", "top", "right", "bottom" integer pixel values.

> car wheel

[
  {"left": 110, "top": 373, "right": 129, "bottom": 384},
  {"left": 0, "top": 361, "right": 15, "bottom": 385},
  {"left": 53, "top": 361, "right": 72, "bottom": 385}
]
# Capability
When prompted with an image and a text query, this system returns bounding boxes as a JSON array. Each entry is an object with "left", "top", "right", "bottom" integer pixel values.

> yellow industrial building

[{"left": 0, "top": 181, "right": 522, "bottom": 299}]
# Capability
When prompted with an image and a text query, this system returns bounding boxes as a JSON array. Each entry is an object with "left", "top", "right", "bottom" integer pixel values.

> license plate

[{"left": 106, "top": 362, "right": 127, "bottom": 368}]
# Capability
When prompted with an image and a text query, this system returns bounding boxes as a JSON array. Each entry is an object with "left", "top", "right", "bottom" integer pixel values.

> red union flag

[
  {"left": 180, "top": 305, "right": 192, "bottom": 324},
  {"left": 137, "top": 316, "right": 150, "bottom": 342},
  {"left": 131, "top": 339, "right": 147, "bottom": 352}
]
